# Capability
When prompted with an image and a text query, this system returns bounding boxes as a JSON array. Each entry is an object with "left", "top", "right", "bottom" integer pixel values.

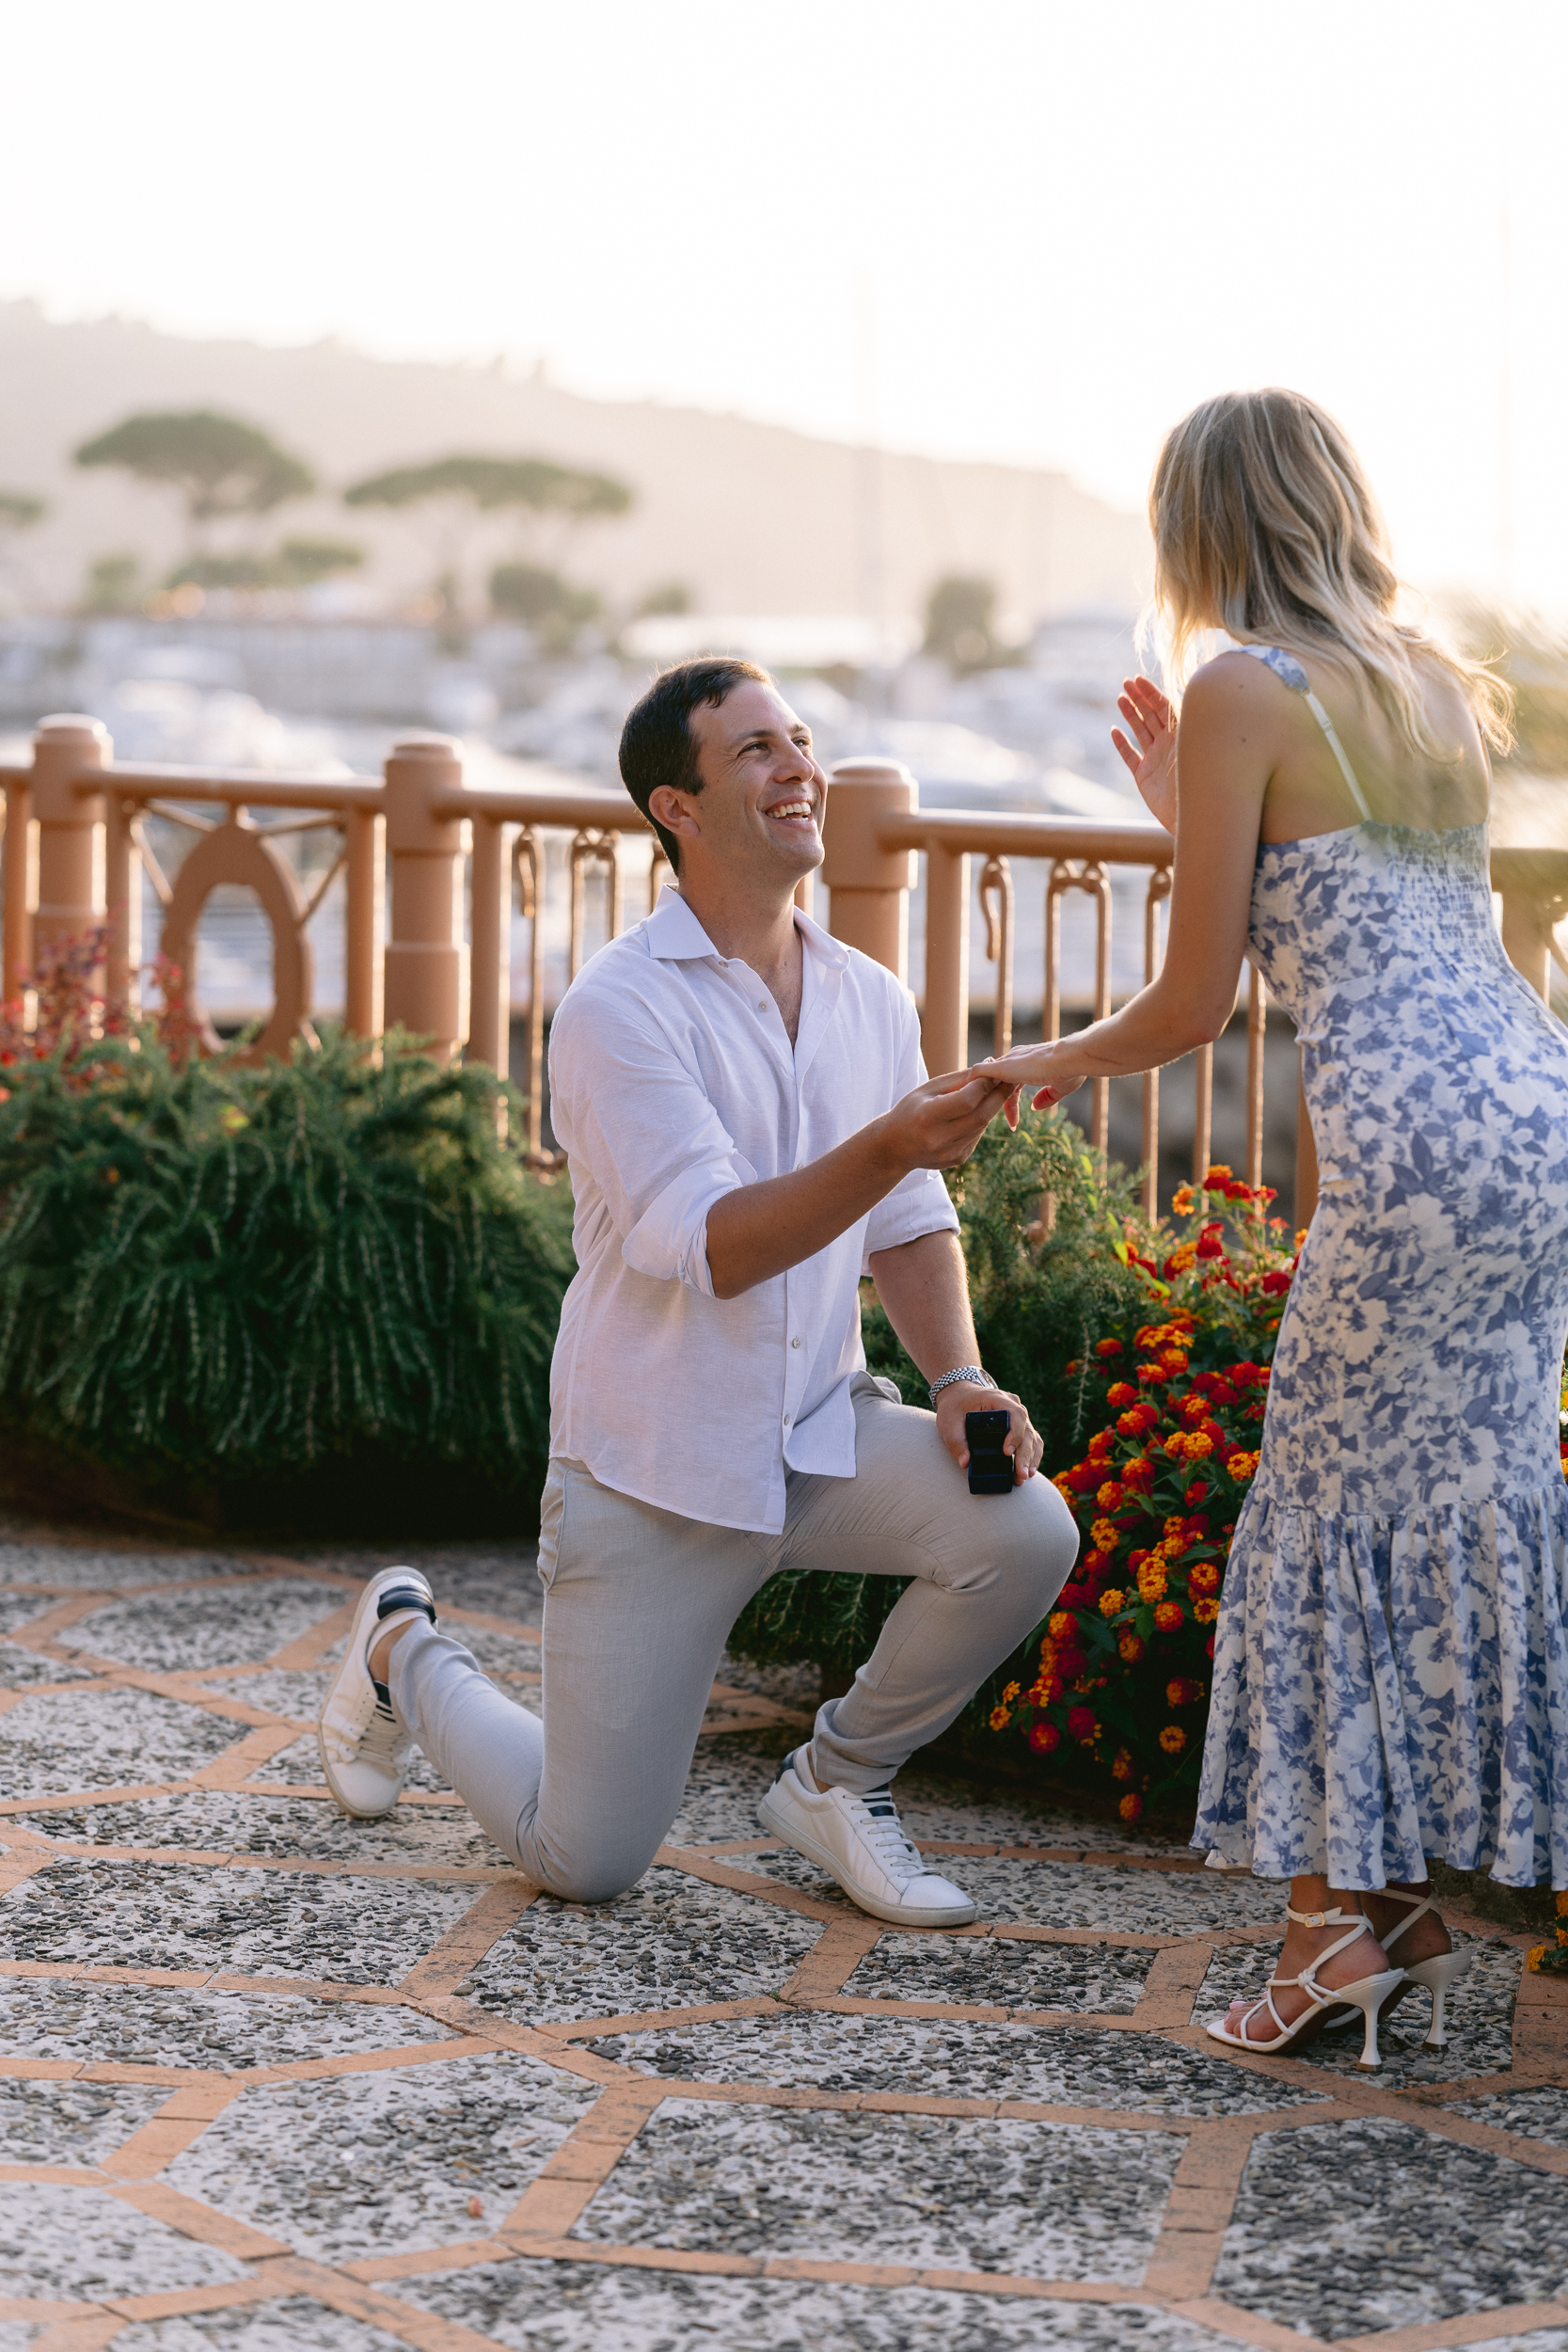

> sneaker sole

[{"left": 757, "top": 1787, "right": 976, "bottom": 1929}]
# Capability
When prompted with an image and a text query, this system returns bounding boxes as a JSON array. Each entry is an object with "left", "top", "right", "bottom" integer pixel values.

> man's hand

[
  {"left": 880, "top": 1068, "right": 1016, "bottom": 1171},
  {"left": 934, "top": 1376, "right": 1044, "bottom": 1483}
]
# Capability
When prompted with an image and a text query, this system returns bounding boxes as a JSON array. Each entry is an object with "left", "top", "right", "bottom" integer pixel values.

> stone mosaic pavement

[{"left": 1, "top": 1519, "right": 1565, "bottom": 2352}]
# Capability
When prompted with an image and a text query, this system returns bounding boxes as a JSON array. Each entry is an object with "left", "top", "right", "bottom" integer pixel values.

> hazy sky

[{"left": 3, "top": 0, "right": 1562, "bottom": 606}]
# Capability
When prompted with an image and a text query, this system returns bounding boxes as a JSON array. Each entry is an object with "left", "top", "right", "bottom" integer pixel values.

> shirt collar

[{"left": 644, "top": 884, "right": 849, "bottom": 973}]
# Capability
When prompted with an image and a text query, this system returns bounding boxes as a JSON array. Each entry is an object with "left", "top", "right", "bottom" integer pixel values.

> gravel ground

[
  {"left": 52, "top": 1580, "right": 347, "bottom": 1672},
  {"left": 185, "top": 1668, "right": 329, "bottom": 1717},
  {"left": 290, "top": 1543, "right": 546, "bottom": 1628},
  {"left": 0, "top": 1979, "right": 459, "bottom": 2068},
  {"left": 846, "top": 1931, "right": 1151, "bottom": 2011},
  {"left": 465, "top": 1869, "right": 820, "bottom": 2021},
  {"left": 166, "top": 2049, "right": 596, "bottom": 2262},
  {"left": 0, "top": 1536, "right": 270, "bottom": 1589},
  {"left": 747, "top": 1845, "right": 1287, "bottom": 1933},
  {"left": 578, "top": 2101, "right": 1183, "bottom": 2279},
  {"left": 0, "top": 2070, "right": 167, "bottom": 2163},
  {"left": 1452, "top": 2087, "right": 1568, "bottom": 2152},
  {"left": 1, "top": 1855, "right": 477, "bottom": 1982},
  {"left": 391, "top": 2260, "right": 1253, "bottom": 2351},
  {"left": 1212, "top": 2115, "right": 1568, "bottom": 2338},
  {"left": 112, "top": 2303, "right": 411, "bottom": 2351},
  {"left": 3, "top": 1789, "right": 509, "bottom": 1867},
  {"left": 0, "top": 2181, "right": 249, "bottom": 2298},
  {"left": 0, "top": 1683, "right": 240, "bottom": 1796},
  {"left": 1196, "top": 1933, "right": 1520, "bottom": 2084},
  {"left": 0, "top": 1635, "right": 104, "bottom": 1684}
]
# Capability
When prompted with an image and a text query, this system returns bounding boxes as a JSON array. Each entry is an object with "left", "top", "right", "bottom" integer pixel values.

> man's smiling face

[{"left": 661, "top": 679, "right": 828, "bottom": 887}]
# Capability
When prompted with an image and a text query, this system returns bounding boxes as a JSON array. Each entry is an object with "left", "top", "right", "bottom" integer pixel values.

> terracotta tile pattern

[{"left": 0, "top": 1543, "right": 1563, "bottom": 2349}]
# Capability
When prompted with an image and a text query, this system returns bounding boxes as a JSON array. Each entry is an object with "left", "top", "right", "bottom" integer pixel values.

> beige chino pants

[{"left": 390, "top": 1375, "right": 1077, "bottom": 1900}]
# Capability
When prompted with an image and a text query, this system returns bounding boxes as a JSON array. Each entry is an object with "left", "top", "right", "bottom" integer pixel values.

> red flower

[
  {"left": 1066, "top": 1465, "right": 1100, "bottom": 1493},
  {"left": 1196, "top": 1236, "right": 1225, "bottom": 1260},
  {"left": 1067, "top": 1706, "right": 1098, "bottom": 1742},
  {"left": 1205, "top": 1633, "right": 1217, "bottom": 1660},
  {"left": 1136, "top": 1363, "right": 1166, "bottom": 1388},
  {"left": 1184, "top": 1482, "right": 1208, "bottom": 1507},
  {"left": 1106, "top": 1382, "right": 1137, "bottom": 1408},
  {"left": 1094, "top": 1338, "right": 1124, "bottom": 1358},
  {"left": 1028, "top": 1722, "right": 1060, "bottom": 1754},
  {"left": 1260, "top": 1270, "right": 1292, "bottom": 1296}
]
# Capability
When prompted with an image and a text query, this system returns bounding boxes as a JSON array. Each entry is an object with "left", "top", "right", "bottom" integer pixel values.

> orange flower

[
  {"left": 1180, "top": 1395, "right": 1209, "bottom": 1426},
  {"left": 1185, "top": 1432, "right": 1214, "bottom": 1459},
  {"left": 1137, "top": 1560, "right": 1168, "bottom": 1602},
  {"left": 1163, "top": 1516, "right": 1187, "bottom": 1541},
  {"left": 1111, "top": 1747, "right": 1135, "bottom": 1782},
  {"left": 1118, "top": 1791, "right": 1143, "bottom": 1822},
  {"left": 1117, "top": 1631, "right": 1145, "bottom": 1662},
  {"left": 1161, "top": 1349, "right": 1190, "bottom": 1374},
  {"left": 1166, "top": 1677, "right": 1203, "bottom": 1707},
  {"left": 1003, "top": 1680, "right": 1021, "bottom": 1702},
  {"left": 1048, "top": 1612, "right": 1075, "bottom": 1641},
  {"left": 1159, "top": 1724, "right": 1186, "bottom": 1755},
  {"left": 1028, "top": 1722, "right": 1060, "bottom": 1754},
  {"left": 990, "top": 1704, "right": 1013, "bottom": 1730},
  {"left": 1189, "top": 1561, "right": 1221, "bottom": 1596},
  {"left": 1154, "top": 1599, "right": 1184, "bottom": 1631},
  {"left": 1106, "top": 1381, "right": 1137, "bottom": 1408},
  {"left": 1091, "top": 1518, "right": 1121, "bottom": 1551},
  {"left": 1164, "top": 1432, "right": 1188, "bottom": 1459},
  {"left": 1098, "top": 1587, "right": 1127, "bottom": 1618},
  {"left": 1096, "top": 1481, "right": 1126, "bottom": 1511},
  {"left": 1193, "top": 1597, "right": 1220, "bottom": 1624},
  {"left": 1227, "top": 1450, "right": 1259, "bottom": 1483},
  {"left": 1204, "top": 1164, "right": 1233, "bottom": 1185}
]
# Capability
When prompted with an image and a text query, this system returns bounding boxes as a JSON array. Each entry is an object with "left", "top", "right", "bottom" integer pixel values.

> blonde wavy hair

[{"left": 1149, "top": 389, "right": 1511, "bottom": 758}]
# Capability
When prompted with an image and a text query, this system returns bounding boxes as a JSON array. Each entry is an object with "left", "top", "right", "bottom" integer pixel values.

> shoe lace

[
  {"left": 357, "top": 1682, "right": 412, "bottom": 1772},
  {"left": 848, "top": 1789, "right": 925, "bottom": 1883}
]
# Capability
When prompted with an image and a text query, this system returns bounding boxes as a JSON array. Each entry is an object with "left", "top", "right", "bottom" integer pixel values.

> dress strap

[{"left": 1239, "top": 644, "right": 1373, "bottom": 823}]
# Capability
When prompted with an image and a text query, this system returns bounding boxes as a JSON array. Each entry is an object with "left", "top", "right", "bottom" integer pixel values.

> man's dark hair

[{"left": 619, "top": 657, "right": 770, "bottom": 874}]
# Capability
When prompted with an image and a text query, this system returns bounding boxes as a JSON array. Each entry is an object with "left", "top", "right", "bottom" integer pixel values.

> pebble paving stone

[
  {"left": 112, "top": 2306, "right": 411, "bottom": 2350},
  {"left": 52, "top": 1580, "right": 350, "bottom": 1672},
  {"left": 2, "top": 1508, "right": 1566, "bottom": 2351},
  {"left": 847, "top": 1927, "right": 1151, "bottom": 2010},
  {"left": 390, "top": 2261, "right": 1255, "bottom": 2350},
  {"left": 1212, "top": 2115, "right": 1568, "bottom": 2338},
  {"left": 0, "top": 1683, "right": 239, "bottom": 1795},
  {"left": 578, "top": 2098, "right": 1183, "bottom": 2278},
  {"left": 466, "top": 1872, "right": 821, "bottom": 2021},
  {"left": 166, "top": 2051, "right": 596, "bottom": 2261},
  {"left": 1, "top": 1854, "right": 477, "bottom": 1979}
]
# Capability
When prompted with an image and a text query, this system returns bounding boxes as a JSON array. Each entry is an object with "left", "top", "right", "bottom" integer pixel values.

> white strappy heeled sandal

[
  {"left": 1203, "top": 1905, "right": 1405, "bottom": 2071},
  {"left": 1368, "top": 1885, "right": 1474, "bottom": 2049}
]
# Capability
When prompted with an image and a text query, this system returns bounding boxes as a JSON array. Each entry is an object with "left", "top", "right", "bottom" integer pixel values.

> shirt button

[
  {"left": 756, "top": 1000, "right": 767, "bottom": 1012},
  {"left": 784, "top": 1414, "right": 791, "bottom": 1425},
  {"left": 790, "top": 1336, "right": 801, "bottom": 1348}
]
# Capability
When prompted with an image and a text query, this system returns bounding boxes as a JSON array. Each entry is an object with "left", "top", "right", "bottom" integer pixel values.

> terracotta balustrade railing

[{"left": 4, "top": 718, "right": 1568, "bottom": 1218}]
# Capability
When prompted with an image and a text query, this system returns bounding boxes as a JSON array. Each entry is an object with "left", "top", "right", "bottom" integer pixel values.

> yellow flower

[
  {"left": 1096, "top": 1481, "right": 1126, "bottom": 1511},
  {"left": 1170, "top": 1184, "right": 1195, "bottom": 1216},
  {"left": 1111, "top": 1747, "right": 1135, "bottom": 1782},
  {"left": 219, "top": 1104, "right": 249, "bottom": 1134},
  {"left": 1048, "top": 1612, "right": 1074, "bottom": 1641},
  {"left": 1154, "top": 1600, "right": 1184, "bottom": 1631},
  {"left": 1164, "top": 1432, "right": 1188, "bottom": 1460},
  {"left": 990, "top": 1704, "right": 1013, "bottom": 1731},
  {"left": 1117, "top": 1631, "right": 1144, "bottom": 1661},
  {"left": 1003, "top": 1680, "right": 1021, "bottom": 1703},
  {"left": 1185, "top": 1431, "right": 1214, "bottom": 1458},
  {"left": 1166, "top": 1243, "right": 1197, "bottom": 1274},
  {"left": 1193, "top": 1596, "right": 1220, "bottom": 1624},
  {"left": 1091, "top": 1518, "right": 1121, "bottom": 1552},
  {"left": 1159, "top": 1724, "right": 1186, "bottom": 1754},
  {"left": 1098, "top": 1588, "right": 1126, "bottom": 1618},
  {"left": 1227, "top": 1450, "right": 1259, "bottom": 1484},
  {"left": 1137, "top": 1560, "right": 1168, "bottom": 1602}
]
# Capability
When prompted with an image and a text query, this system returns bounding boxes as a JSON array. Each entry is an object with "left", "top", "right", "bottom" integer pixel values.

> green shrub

[
  {"left": 727, "top": 1111, "right": 1153, "bottom": 1686},
  {"left": 0, "top": 1025, "right": 575, "bottom": 1534}
]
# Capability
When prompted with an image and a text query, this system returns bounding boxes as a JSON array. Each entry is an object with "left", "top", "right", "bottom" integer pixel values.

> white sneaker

[
  {"left": 317, "top": 1567, "right": 436, "bottom": 1820},
  {"left": 757, "top": 1751, "right": 976, "bottom": 1928}
]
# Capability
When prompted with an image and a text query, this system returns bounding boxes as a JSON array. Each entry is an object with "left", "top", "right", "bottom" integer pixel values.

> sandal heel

[
  {"left": 1346, "top": 1968, "right": 1407, "bottom": 2070},
  {"left": 1402, "top": 1947, "right": 1473, "bottom": 2048}
]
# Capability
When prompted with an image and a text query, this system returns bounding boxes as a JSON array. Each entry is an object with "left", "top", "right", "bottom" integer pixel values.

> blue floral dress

[{"left": 1193, "top": 646, "right": 1568, "bottom": 1890}]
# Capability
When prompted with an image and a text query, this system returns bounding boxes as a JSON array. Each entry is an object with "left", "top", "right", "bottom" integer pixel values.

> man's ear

[{"left": 648, "top": 787, "right": 701, "bottom": 847}]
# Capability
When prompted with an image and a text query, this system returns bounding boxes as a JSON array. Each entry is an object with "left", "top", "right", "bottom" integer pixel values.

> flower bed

[{"left": 985, "top": 1167, "right": 1301, "bottom": 1819}]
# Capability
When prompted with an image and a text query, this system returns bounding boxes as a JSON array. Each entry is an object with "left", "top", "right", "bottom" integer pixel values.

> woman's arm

[{"left": 988, "top": 658, "right": 1283, "bottom": 1103}]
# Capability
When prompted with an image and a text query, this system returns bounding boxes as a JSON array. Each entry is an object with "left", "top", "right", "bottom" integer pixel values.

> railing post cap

[
  {"left": 36, "top": 714, "right": 109, "bottom": 746},
  {"left": 830, "top": 755, "right": 917, "bottom": 791},
  {"left": 390, "top": 734, "right": 462, "bottom": 760}
]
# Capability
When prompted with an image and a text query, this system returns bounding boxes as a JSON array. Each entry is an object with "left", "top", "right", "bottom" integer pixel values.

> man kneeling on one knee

[{"left": 318, "top": 658, "right": 1079, "bottom": 1926}]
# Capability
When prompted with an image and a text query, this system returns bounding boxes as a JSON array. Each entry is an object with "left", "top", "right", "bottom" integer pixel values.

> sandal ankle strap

[{"left": 1286, "top": 1905, "right": 1365, "bottom": 1929}]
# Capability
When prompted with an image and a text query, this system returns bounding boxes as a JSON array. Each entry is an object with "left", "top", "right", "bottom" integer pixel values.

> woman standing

[{"left": 986, "top": 389, "right": 1568, "bottom": 2067}]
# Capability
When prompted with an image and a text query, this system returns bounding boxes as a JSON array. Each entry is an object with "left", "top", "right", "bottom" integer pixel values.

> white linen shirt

[{"left": 546, "top": 887, "right": 959, "bottom": 1534}]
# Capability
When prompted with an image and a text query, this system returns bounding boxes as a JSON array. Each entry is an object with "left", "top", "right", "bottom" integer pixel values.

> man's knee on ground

[{"left": 522, "top": 1828, "right": 668, "bottom": 1908}]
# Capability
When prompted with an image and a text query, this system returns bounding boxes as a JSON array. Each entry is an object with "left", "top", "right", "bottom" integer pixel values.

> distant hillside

[{"left": 0, "top": 303, "right": 1149, "bottom": 624}]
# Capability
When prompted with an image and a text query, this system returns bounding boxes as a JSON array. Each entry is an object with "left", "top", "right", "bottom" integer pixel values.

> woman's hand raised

[
  {"left": 1113, "top": 675, "right": 1178, "bottom": 833},
  {"left": 971, "top": 1044, "right": 1086, "bottom": 1129}
]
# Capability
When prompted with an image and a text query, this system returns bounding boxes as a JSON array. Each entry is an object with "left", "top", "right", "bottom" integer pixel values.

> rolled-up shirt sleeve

[
  {"left": 862, "top": 995, "right": 960, "bottom": 1269},
  {"left": 549, "top": 989, "right": 754, "bottom": 1295}
]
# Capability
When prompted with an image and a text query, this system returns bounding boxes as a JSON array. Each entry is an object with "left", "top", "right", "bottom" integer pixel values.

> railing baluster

[
  {"left": 515, "top": 828, "right": 549, "bottom": 1164},
  {"left": 104, "top": 788, "right": 139, "bottom": 1025},
  {"left": 1142, "top": 869, "right": 1171, "bottom": 1216},
  {"left": 978, "top": 854, "right": 1013, "bottom": 1057},
  {"left": 467, "top": 812, "right": 510, "bottom": 1075},
  {"left": 1245, "top": 961, "right": 1266, "bottom": 1190},
  {"left": 344, "top": 807, "right": 384, "bottom": 1041},
  {"left": 1192, "top": 1045, "right": 1213, "bottom": 1189}
]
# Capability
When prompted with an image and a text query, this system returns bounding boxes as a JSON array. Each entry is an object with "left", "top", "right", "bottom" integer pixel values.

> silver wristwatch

[{"left": 928, "top": 1364, "right": 990, "bottom": 1404}]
